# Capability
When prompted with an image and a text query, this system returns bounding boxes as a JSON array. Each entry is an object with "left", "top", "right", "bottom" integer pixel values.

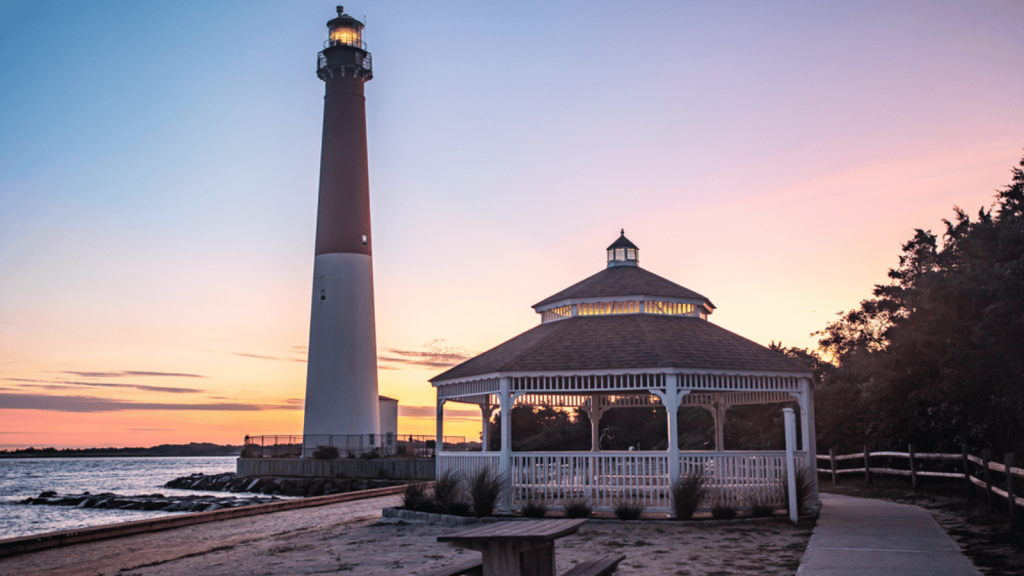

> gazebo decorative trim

[{"left": 431, "top": 233, "right": 817, "bottom": 514}]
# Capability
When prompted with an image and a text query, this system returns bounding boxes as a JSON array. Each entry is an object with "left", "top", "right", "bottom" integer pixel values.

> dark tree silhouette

[{"left": 813, "top": 153, "right": 1024, "bottom": 455}]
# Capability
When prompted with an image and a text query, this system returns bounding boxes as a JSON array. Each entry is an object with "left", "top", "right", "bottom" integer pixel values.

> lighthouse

[{"left": 302, "top": 7, "right": 380, "bottom": 442}]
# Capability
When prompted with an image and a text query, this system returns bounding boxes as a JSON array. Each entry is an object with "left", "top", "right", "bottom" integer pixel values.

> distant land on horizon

[{"left": 0, "top": 442, "right": 243, "bottom": 458}]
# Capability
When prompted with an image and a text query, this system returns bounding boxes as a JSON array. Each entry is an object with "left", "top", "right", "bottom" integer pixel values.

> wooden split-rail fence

[{"left": 817, "top": 443, "right": 1024, "bottom": 524}]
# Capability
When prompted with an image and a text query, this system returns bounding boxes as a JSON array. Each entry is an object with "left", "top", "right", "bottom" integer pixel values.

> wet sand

[{"left": 0, "top": 494, "right": 814, "bottom": 575}]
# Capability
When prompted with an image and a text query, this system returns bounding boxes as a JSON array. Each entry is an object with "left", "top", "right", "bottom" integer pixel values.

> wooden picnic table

[{"left": 437, "top": 518, "right": 588, "bottom": 576}]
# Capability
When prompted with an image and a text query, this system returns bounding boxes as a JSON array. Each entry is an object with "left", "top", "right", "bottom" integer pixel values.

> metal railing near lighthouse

[{"left": 243, "top": 434, "right": 468, "bottom": 459}]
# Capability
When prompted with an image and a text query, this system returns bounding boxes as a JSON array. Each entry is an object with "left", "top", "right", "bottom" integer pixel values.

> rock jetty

[
  {"left": 164, "top": 472, "right": 408, "bottom": 497},
  {"left": 20, "top": 491, "right": 277, "bottom": 513}
]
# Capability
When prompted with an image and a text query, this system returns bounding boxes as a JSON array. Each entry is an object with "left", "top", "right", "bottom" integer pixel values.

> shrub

[
  {"left": 403, "top": 482, "right": 430, "bottom": 512},
  {"left": 521, "top": 500, "right": 548, "bottom": 518},
  {"left": 311, "top": 445, "right": 340, "bottom": 460},
  {"left": 468, "top": 468, "right": 503, "bottom": 518},
  {"left": 782, "top": 465, "right": 814, "bottom": 516},
  {"left": 240, "top": 444, "right": 262, "bottom": 458},
  {"left": 613, "top": 499, "right": 644, "bottom": 521},
  {"left": 447, "top": 501, "right": 472, "bottom": 517},
  {"left": 564, "top": 499, "right": 593, "bottom": 519},
  {"left": 670, "top": 473, "right": 706, "bottom": 520},
  {"left": 358, "top": 447, "right": 381, "bottom": 460},
  {"left": 711, "top": 504, "right": 737, "bottom": 520},
  {"left": 433, "top": 470, "right": 462, "bottom": 514},
  {"left": 747, "top": 489, "right": 776, "bottom": 518}
]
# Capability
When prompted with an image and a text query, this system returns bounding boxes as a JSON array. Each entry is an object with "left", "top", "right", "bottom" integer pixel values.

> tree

[{"left": 813, "top": 153, "right": 1024, "bottom": 455}]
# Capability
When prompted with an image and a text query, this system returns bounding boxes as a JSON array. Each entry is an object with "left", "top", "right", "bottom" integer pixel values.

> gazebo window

[
  {"left": 541, "top": 305, "right": 572, "bottom": 323},
  {"left": 569, "top": 300, "right": 698, "bottom": 318},
  {"left": 647, "top": 301, "right": 696, "bottom": 316}
]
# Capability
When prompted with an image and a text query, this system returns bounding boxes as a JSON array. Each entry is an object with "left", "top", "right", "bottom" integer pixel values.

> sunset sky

[{"left": 2, "top": 1, "right": 1023, "bottom": 448}]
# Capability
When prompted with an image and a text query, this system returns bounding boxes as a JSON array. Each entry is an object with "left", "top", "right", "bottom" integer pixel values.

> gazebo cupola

[
  {"left": 606, "top": 230, "right": 639, "bottom": 267},
  {"left": 533, "top": 232, "right": 715, "bottom": 323}
]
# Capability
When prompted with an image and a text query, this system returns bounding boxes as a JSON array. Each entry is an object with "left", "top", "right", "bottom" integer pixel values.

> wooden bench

[
  {"left": 423, "top": 557, "right": 483, "bottom": 576},
  {"left": 560, "top": 554, "right": 626, "bottom": 576}
]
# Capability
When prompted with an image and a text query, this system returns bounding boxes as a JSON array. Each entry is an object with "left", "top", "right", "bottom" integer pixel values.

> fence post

[
  {"left": 829, "top": 448, "right": 839, "bottom": 486},
  {"left": 864, "top": 445, "right": 873, "bottom": 487},
  {"left": 908, "top": 444, "right": 918, "bottom": 492},
  {"left": 982, "top": 449, "right": 996, "bottom": 514},
  {"left": 962, "top": 443, "right": 974, "bottom": 499},
  {"left": 1006, "top": 453, "right": 1018, "bottom": 528}
]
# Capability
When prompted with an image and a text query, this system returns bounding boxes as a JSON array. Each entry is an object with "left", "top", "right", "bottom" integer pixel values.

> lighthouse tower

[{"left": 302, "top": 7, "right": 380, "bottom": 441}]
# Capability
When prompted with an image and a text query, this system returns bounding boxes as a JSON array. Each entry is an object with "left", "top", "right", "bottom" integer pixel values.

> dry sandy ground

[{"left": 0, "top": 495, "right": 814, "bottom": 575}]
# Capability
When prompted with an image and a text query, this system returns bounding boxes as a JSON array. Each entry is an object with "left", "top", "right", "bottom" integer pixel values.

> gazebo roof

[
  {"left": 431, "top": 314, "right": 809, "bottom": 383},
  {"left": 532, "top": 265, "right": 715, "bottom": 310}
]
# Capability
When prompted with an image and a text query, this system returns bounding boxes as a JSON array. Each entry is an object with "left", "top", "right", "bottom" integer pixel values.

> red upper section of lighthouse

[{"left": 313, "top": 7, "right": 373, "bottom": 257}]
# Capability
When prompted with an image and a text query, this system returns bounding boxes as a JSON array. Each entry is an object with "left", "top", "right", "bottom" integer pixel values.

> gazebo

[{"left": 432, "top": 233, "right": 817, "bottom": 513}]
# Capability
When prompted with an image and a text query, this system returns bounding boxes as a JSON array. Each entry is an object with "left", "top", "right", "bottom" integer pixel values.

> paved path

[{"left": 798, "top": 493, "right": 982, "bottom": 575}]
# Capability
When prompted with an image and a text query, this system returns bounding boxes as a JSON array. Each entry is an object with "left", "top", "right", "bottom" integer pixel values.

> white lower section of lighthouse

[{"left": 302, "top": 252, "right": 380, "bottom": 437}]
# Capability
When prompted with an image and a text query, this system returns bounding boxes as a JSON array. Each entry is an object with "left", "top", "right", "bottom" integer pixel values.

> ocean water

[{"left": 0, "top": 456, "right": 238, "bottom": 540}]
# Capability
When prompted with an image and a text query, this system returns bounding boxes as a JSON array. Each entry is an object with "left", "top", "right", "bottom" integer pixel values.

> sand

[{"left": 0, "top": 495, "right": 814, "bottom": 575}]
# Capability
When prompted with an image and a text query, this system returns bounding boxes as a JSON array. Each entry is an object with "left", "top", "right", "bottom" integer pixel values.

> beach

[{"left": 0, "top": 494, "right": 814, "bottom": 575}]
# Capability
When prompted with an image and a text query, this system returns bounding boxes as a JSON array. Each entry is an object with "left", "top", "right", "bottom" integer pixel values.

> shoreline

[{"left": 0, "top": 483, "right": 409, "bottom": 559}]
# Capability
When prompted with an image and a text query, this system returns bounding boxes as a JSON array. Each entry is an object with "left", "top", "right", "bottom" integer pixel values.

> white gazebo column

[
  {"left": 583, "top": 396, "right": 609, "bottom": 451},
  {"left": 714, "top": 397, "right": 727, "bottom": 451},
  {"left": 783, "top": 407, "right": 798, "bottom": 523},
  {"left": 804, "top": 379, "right": 820, "bottom": 503},
  {"left": 480, "top": 402, "right": 495, "bottom": 452},
  {"left": 664, "top": 378, "right": 681, "bottom": 488},
  {"left": 435, "top": 398, "right": 446, "bottom": 456},
  {"left": 789, "top": 389, "right": 812, "bottom": 452},
  {"left": 498, "top": 377, "right": 513, "bottom": 512}
]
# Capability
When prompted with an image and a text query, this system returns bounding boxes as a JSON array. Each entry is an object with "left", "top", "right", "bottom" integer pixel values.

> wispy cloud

[
  {"left": 231, "top": 352, "right": 306, "bottom": 363},
  {"left": 7, "top": 378, "right": 205, "bottom": 394},
  {"left": 399, "top": 405, "right": 482, "bottom": 420},
  {"left": 59, "top": 371, "right": 206, "bottom": 378},
  {"left": 378, "top": 340, "right": 474, "bottom": 370},
  {"left": 0, "top": 393, "right": 301, "bottom": 413}
]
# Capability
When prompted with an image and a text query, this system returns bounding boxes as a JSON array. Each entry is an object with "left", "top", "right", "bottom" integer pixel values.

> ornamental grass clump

[
  {"left": 613, "top": 498, "right": 645, "bottom": 521},
  {"left": 564, "top": 499, "right": 593, "bottom": 519},
  {"left": 748, "top": 495, "right": 777, "bottom": 518},
  {"left": 432, "top": 470, "right": 462, "bottom": 515},
  {"left": 403, "top": 482, "right": 433, "bottom": 512},
  {"left": 782, "top": 465, "right": 814, "bottom": 516},
  {"left": 468, "top": 467, "right": 503, "bottom": 518},
  {"left": 521, "top": 500, "right": 548, "bottom": 518},
  {"left": 670, "top": 472, "right": 706, "bottom": 520},
  {"left": 711, "top": 504, "right": 737, "bottom": 520}
]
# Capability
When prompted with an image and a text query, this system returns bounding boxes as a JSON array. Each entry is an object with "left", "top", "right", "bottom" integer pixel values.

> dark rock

[{"left": 39, "top": 491, "right": 56, "bottom": 498}]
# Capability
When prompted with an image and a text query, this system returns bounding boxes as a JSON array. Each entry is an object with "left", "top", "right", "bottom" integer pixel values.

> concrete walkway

[{"left": 798, "top": 493, "right": 982, "bottom": 575}]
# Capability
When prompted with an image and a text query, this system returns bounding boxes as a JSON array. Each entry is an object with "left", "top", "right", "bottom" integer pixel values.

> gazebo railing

[
  {"left": 511, "top": 452, "right": 672, "bottom": 510},
  {"left": 437, "top": 452, "right": 501, "bottom": 480},
  {"left": 438, "top": 450, "right": 806, "bottom": 512},
  {"left": 682, "top": 451, "right": 797, "bottom": 508}
]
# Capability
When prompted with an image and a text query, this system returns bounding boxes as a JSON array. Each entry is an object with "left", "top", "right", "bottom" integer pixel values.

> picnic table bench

[{"left": 435, "top": 519, "right": 623, "bottom": 576}]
